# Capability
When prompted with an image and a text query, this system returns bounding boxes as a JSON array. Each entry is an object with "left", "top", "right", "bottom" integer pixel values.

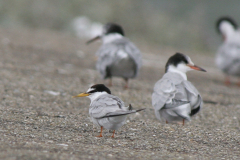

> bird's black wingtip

[
  {"left": 136, "top": 108, "right": 146, "bottom": 112},
  {"left": 129, "top": 104, "right": 133, "bottom": 110}
]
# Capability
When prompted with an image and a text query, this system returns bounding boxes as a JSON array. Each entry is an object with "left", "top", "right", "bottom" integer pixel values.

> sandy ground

[{"left": 0, "top": 27, "right": 239, "bottom": 160}]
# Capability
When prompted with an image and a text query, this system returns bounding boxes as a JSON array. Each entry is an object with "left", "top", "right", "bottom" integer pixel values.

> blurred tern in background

[
  {"left": 152, "top": 53, "right": 206, "bottom": 125},
  {"left": 73, "top": 84, "right": 144, "bottom": 138},
  {"left": 216, "top": 16, "right": 240, "bottom": 85},
  {"left": 87, "top": 23, "right": 142, "bottom": 89},
  {"left": 72, "top": 16, "right": 103, "bottom": 39}
]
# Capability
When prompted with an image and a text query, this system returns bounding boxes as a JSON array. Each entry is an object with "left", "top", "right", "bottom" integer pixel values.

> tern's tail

[
  {"left": 128, "top": 104, "right": 145, "bottom": 112},
  {"left": 128, "top": 104, "right": 133, "bottom": 110}
]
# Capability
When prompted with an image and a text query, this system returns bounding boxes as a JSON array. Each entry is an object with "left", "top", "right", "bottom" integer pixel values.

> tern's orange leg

[
  {"left": 96, "top": 126, "right": 103, "bottom": 137},
  {"left": 224, "top": 76, "right": 230, "bottom": 86},
  {"left": 166, "top": 120, "right": 168, "bottom": 124},
  {"left": 182, "top": 119, "right": 185, "bottom": 126},
  {"left": 124, "top": 79, "right": 129, "bottom": 89},
  {"left": 108, "top": 78, "right": 112, "bottom": 87},
  {"left": 237, "top": 79, "right": 240, "bottom": 87},
  {"left": 111, "top": 130, "right": 115, "bottom": 138}
]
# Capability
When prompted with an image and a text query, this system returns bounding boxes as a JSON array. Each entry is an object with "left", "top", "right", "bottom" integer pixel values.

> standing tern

[
  {"left": 152, "top": 53, "right": 206, "bottom": 125},
  {"left": 216, "top": 16, "right": 240, "bottom": 85},
  {"left": 87, "top": 23, "right": 142, "bottom": 89},
  {"left": 73, "top": 84, "right": 144, "bottom": 138}
]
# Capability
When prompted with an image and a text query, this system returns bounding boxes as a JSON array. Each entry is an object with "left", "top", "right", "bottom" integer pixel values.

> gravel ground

[{"left": 0, "top": 28, "right": 239, "bottom": 160}]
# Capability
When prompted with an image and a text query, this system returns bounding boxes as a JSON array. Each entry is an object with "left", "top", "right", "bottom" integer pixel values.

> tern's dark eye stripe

[{"left": 88, "top": 90, "right": 96, "bottom": 94}]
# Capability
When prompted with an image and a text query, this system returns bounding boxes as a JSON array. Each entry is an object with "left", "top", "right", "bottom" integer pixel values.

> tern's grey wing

[
  {"left": 152, "top": 77, "right": 177, "bottom": 111},
  {"left": 96, "top": 38, "right": 142, "bottom": 78},
  {"left": 152, "top": 72, "right": 185, "bottom": 110},
  {"left": 216, "top": 43, "right": 240, "bottom": 75},
  {"left": 95, "top": 43, "right": 119, "bottom": 78},
  {"left": 152, "top": 73, "right": 191, "bottom": 121},
  {"left": 96, "top": 42, "right": 118, "bottom": 57},
  {"left": 89, "top": 94, "right": 128, "bottom": 119},
  {"left": 162, "top": 99, "right": 190, "bottom": 109},
  {"left": 182, "top": 81, "right": 202, "bottom": 116},
  {"left": 182, "top": 81, "right": 199, "bottom": 96},
  {"left": 120, "top": 38, "right": 142, "bottom": 75}
]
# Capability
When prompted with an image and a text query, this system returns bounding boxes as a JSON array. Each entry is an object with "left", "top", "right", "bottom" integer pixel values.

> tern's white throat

[
  {"left": 167, "top": 64, "right": 189, "bottom": 80},
  {"left": 102, "top": 33, "right": 123, "bottom": 44}
]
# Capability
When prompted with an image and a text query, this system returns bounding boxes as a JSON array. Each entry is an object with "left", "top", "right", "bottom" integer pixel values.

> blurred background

[{"left": 0, "top": 0, "right": 239, "bottom": 52}]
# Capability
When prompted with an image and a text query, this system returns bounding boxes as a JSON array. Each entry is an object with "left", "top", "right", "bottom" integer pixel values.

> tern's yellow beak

[{"left": 72, "top": 93, "right": 90, "bottom": 98}]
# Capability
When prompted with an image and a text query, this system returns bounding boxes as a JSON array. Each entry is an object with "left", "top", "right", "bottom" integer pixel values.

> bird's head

[
  {"left": 73, "top": 84, "right": 111, "bottom": 101},
  {"left": 216, "top": 16, "right": 238, "bottom": 41},
  {"left": 165, "top": 53, "right": 206, "bottom": 74},
  {"left": 86, "top": 23, "right": 124, "bottom": 44}
]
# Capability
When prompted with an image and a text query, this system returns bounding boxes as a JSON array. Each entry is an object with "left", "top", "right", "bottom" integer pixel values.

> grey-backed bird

[
  {"left": 87, "top": 23, "right": 142, "bottom": 89},
  {"left": 152, "top": 53, "right": 206, "bottom": 125},
  {"left": 73, "top": 84, "right": 144, "bottom": 138},
  {"left": 216, "top": 16, "right": 240, "bottom": 85}
]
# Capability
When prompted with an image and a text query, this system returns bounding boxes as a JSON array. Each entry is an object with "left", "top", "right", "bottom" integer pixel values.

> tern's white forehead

[
  {"left": 186, "top": 55, "right": 194, "bottom": 65},
  {"left": 87, "top": 87, "right": 94, "bottom": 93}
]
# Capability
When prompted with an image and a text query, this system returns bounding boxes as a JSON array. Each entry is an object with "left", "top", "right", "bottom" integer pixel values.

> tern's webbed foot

[
  {"left": 96, "top": 134, "right": 103, "bottom": 137},
  {"left": 96, "top": 126, "right": 103, "bottom": 137}
]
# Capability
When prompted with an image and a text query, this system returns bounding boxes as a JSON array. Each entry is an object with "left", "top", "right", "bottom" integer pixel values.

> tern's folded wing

[
  {"left": 152, "top": 78, "right": 177, "bottom": 111},
  {"left": 96, "top": 38, "right": 142, "bottom": 78},
  {"left": 162, "top": 99, "right": 189, "bottom": 109},
  {"left": 89, "top": 94, "right": 126, "bottom": 119},
  {"left": 121, "top": 38, "right": 142, "bottom": 74},
  {"left": 96, "top": 44, "right": 119, "bottom": 78},
  {"left": 102, "top": 108, "right": 145, "bottom": 118},
  {"left": 101, "top": 110, "right": 136, "bottom": 118},
  {"left": 182, "top": 81, "right": 199, "bottom": 96},
  {"left": 183, "top": 81, "right": 202, "bottom": 115}
]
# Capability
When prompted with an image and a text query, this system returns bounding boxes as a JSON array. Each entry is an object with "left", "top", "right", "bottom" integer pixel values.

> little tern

[{"left": 73, "top": 84, "right": 144, "bottom": 138}]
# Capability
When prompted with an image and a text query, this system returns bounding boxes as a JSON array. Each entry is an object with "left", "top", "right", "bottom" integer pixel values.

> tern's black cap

[
  {"left": 165, "top": 53, "right": 188, "bottom": 73},
  {"left": 88, "top": 84, "right": 111, "bottom": 94},
  {"left": 216, "top": 16, "right": 238, "bottom": 33},
  {"left": 104, "top": 23, "right": 124, "bottom": 36}
]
